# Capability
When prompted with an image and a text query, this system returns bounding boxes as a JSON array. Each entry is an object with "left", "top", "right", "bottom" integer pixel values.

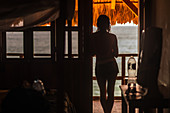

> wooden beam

[
  {"left": 122, "top": 0, "right": 138, "bottom": 16},
  {"left": 93, "top": 1, "right": 138, "bottom": 4}
]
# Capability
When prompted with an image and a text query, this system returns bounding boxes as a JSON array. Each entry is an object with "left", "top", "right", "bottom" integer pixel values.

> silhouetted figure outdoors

[
  {"left": 90, "top": 15, "right": 119, "bottom": 113},
  {"left": 1, "top": 87, "right": 50, "bottom": 113}
]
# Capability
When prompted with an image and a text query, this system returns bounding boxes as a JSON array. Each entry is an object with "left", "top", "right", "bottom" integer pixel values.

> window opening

[
  {"left": 92, "top": 0, "right": 139, "bottom": 100},
  {"left": 38, "top": 22, "right": 51, "bottom": 27},
  {"left": 4, "top": 21, "right": 54, "bottom": 60},
  {"left": 33, "top": 31, "right": 51, "bottom": 58},
  {"left": 64, "top": 0, "right": 79, "bottom": 59},
  {"left": 11, "top": 20, "right": 24, "bottom": 27},
  {"left": 72, "top": 31, "right": 78, "bottom": 56},
  {"left": 6, "top": 32, "right": 24, "bottom": 58},
  {"left": 65, "top": 31, "right": 68, "bottom": 56},
  {"left": 72, "top": 0, "right": 78, "bottom": 27}
]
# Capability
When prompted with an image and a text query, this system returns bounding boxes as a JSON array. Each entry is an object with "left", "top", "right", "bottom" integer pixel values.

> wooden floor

[{"left": 93, "top": 100, "right": 122, "bottom": 113}]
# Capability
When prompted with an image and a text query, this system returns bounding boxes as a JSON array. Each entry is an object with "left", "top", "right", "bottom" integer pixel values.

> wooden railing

[
  {"left": 93, "top": 53, "right": 138, "bottom": 100},
  {"left": 6, "top": 53, "right": 138, "bottom": 100}
]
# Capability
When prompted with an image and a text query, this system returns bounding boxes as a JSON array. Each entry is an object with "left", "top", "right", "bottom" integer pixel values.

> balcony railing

[
  {"left": 6, "top": 53, "right": 138, "bottom": 100},
  {"left": 93, "top": 53, "right": 138, "bottom": 100}
]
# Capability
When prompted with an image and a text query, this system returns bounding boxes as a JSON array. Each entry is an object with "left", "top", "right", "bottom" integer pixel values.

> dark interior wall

[
  {"left": 62, "top": 60, "right": 82, "bottom": 111},
  {"left": 62, "top": 59, "right": 92, "bottom": 113},
  {"left": 60, "top": 0, "right": 93, "bottom": 112},
  {"left": 0, "top": 61, "right": 58, "bottom": 89},
  {"left": 153, "top": 0, "right": 170, "bottom": 99},
  {"left": 141, "top": 0, "right": 170, "bottom": 99}
]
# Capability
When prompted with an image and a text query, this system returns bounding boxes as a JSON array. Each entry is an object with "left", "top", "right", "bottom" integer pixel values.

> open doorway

[{"left": 92, "top": 0, "right": 139, "bottom": 112}]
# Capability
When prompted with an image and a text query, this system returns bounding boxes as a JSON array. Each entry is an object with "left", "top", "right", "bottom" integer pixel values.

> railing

[
  {"left": 6, "top": 53, "right": 138, "bottom": 100},
  {"left": 6, "top": 53, "right": 138, "bottom": 83},
  {"left": 93, "top": 53, "right": 138, "bottom": 100}
]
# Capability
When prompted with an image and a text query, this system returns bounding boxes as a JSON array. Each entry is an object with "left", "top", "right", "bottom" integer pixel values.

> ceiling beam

[
  {"left": 122, "top": 0, "right": 138, "bottom": 16},
  {"left": 93, "top": 1, "right": 138, "bottom": 4}
]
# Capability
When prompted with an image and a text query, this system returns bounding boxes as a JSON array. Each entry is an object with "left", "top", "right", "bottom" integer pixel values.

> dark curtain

[{"left": 0, "top": 0, "right": 75, "bottom": 31}]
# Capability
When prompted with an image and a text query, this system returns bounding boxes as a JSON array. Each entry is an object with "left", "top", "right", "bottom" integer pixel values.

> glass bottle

[{"left": 127, "top": 56, "right": 136, "bottom": 84}]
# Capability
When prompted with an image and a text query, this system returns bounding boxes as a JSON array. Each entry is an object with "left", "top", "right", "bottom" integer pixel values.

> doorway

[{"left": 92, "top": 0, "right": 139, "bottom": 112}]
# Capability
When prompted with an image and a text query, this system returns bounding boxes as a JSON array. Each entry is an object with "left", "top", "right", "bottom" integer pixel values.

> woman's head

[{"left": 97, "top": 15, "right": 111, "bottom": 32}]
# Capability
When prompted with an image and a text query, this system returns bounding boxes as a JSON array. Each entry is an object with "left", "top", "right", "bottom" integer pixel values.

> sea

[{"left": 6, "top": 25, "right": 138, "bottom": 97}]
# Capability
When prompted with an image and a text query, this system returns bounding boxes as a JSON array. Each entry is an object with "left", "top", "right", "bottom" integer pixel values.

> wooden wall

[{"left": 0, "top": 61, "right": 58, "bottom": 89}]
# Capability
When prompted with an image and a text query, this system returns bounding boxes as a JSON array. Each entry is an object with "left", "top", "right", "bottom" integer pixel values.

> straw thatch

[{"left": 71, "top": 0, "right": 138, "bottom": 26}]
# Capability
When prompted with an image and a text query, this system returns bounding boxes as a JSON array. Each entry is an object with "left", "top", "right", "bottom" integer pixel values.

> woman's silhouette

[{"left": 90, "top": 15, "right": 119, "bottom": 113}]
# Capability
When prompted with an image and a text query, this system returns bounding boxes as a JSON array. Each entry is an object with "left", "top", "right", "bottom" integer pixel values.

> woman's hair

[{"left": 97, "top": 15, "right": 111, "bottom": 32}]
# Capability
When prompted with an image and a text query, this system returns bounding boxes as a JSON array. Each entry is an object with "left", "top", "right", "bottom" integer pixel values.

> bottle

[{"left": 127, "top": 56, "right": 136, "bottom": 84}]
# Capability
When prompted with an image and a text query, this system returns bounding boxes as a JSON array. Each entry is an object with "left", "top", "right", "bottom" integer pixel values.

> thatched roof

[{"left": 72, "top": 0, "right": 138, "bottom": 26}]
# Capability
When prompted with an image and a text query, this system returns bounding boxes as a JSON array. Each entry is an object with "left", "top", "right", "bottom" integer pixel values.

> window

[
  {"left": 33, "top": 31, "right": 51, "bottom": 58},
  {"left": 64, "top": 0, "right": 79, "bottom": 59},
  {"left": 6, "top": 32, "right": 24, "bottom": 58},
  {"left": 4, "top": 22, "right": 55, "bottom": 60}
]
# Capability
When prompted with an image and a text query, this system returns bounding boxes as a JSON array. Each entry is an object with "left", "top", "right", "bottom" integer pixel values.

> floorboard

[{"left": 93, "top": 100, "right": 122, "bottom": 113}]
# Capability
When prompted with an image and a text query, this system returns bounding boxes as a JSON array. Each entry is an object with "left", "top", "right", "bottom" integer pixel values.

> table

[
  {"left": 120, "top": 85, "right": 145, "bottom": 113},
  {"left": 119, "top": 85, "right": 169, "bottom": 113}
]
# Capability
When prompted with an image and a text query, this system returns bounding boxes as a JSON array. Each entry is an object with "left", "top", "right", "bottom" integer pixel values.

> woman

[{"left": 91, "top": 15, "right": 119, "bottom": 113}]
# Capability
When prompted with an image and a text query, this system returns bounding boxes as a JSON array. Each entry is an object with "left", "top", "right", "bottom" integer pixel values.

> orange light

[
  {"left": 70, "top": 0, "right": 138, "bottom": 26},
  {"left": 75, "top": 0, "right": 78, "bottom": 11},
  {"left": 93, "top": 0, "right": 138, "bottom": 26},
  {"left": 111, "top": 0, "right": 116, "bottom": 9},
  {"left": 39, "top": 22, "right": 51, "bottom": 27}
]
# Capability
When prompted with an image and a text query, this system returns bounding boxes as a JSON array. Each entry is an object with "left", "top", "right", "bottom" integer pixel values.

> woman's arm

[{"left": 112, "top": 35, "right": 118, "bottom": 58}]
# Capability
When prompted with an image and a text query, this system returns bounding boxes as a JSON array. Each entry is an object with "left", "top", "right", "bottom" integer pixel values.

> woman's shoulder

[
  {"left": 91, "top": 31, "right": 117, "bottom": 40},
  {"left": 108, "top": 32, "right": 116, "bottom": 36},
  {"left": 91, "top": 32, "right": 100, "bottom": 39},
  {"left": 108, "top": 33, "right": 117, "bottom": 39}
]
